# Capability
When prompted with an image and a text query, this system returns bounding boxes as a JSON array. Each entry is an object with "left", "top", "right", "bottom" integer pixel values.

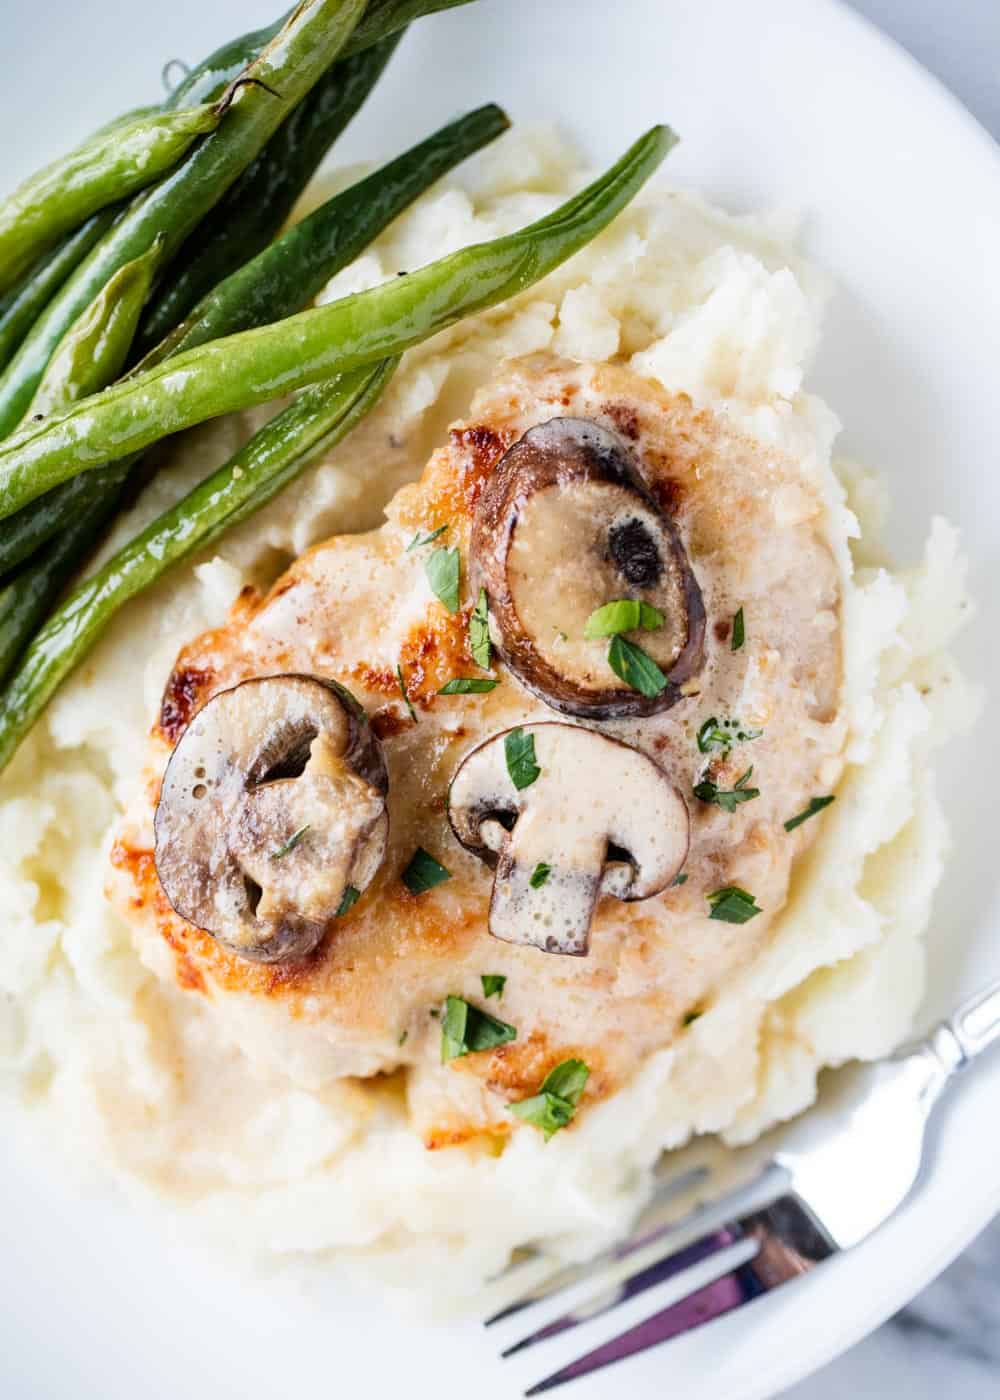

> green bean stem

[
  {"left": 0, "top": 125, "right": 675, "bottom": 522},
  {"left": 0, "top": 106, "right": 222, "bottom": 297},
  {"left": 0, "top": 0, "right": 368, "bottom": 436},
  {"left": 135, "top": 36, "right": 401, "bottom": 357},
  {"left": 0, "top": 103, "right": 508, "bottom": 578},
  {"left": 0, "top": 245, "right": 164, "bottom": 683},
  {"left": 0, "top": 210, "right": 118, "bottom": 376},
  {"left": 0, "top": 361, "right": 396, "bottom": 768}
]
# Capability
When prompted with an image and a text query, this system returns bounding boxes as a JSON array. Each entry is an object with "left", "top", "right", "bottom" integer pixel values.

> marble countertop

[{"left": 786, "top": 2, "right": 999, "bottom": 1396}]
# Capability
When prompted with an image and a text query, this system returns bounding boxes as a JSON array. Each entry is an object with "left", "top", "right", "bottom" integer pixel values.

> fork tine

[
  {"left": 484, "top": 1164, "right": 710, "bottom": 1326},
  {"left": 523, "top": 1195, "right": 836, "bottom": 1395},
  {"left": 501, "top": 1224, "right": 741, "bottom": 1358},
  {"left": 524, "top": 1257, "right": 770, "bottom": 1396}
]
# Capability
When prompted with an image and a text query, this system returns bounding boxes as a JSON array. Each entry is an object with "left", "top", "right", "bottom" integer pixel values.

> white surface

[{"left": 2, "top": 1, "right": 1000, "bottom": 1398}]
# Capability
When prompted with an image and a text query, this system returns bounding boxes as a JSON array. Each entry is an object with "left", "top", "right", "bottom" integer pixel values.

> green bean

[
  {"left": 0, "top": 125, "right": 675, "bottom": 522},
  {"left": 166, "top": 0, "right": 474, "bottom": 108},
  {"left": 0, "top": 103, "right": 507, "bottom": 578},
  {"left": 25, "top": 241, "right": 162, "bottom": 420},
  {"left": 0, "top": 0, "right": 368, "bottom": 437},
  {"left": 0, "top": 361, "right": 396, "bottom": 769},
  {"left": 0, "top": 210, "right": 118, "bottom": 377},
  {"left": 0, "top": 106, "right": 222, "bottom": 296},
  {"left": 134, "top": 35, "right": 401, "bottom": 356},
  {"left": 157, "top": 102, "right": 510, "bottom": 356},
  {"left": 0, "top": 245, "right": 163, "bottom": 684}
]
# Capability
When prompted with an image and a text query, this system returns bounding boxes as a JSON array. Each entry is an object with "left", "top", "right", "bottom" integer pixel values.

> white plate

[{"left": 2, "top": 1, "right": 999, "bottom": 1397}]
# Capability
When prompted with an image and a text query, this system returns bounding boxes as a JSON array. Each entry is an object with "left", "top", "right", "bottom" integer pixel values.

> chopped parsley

[
  {"left": 505, "top": 727, "right": 540, "bottom": 790},
  {"left": 470, "top": 586, "right": 491, "bottom": 669},
  {"left": 407, "top": 524, "right": 448, "bottom": 552},
  {"left": 336, "top": 884, "right": 360, "bottom": 916},
  {"left": 682, "top": 1006, "right": 704, "bottom": 1027},
  {"left": 530, "top": 861, "right": 552, "bottom": 889},
  {"left": 707, "top": 886, "right": 762, "bottom": 924},
  {"left": 510, "top": 1058, "right": 590, "bottom": 1141},
  {"left": 398, "top": 1029, "right": 408, "bottom": 1046},
  {"left": 694, "top": 767, "right": 760, "bottom": 812},
  {"left": 731, "top": 606, "right": 745, "bottom": 651},
  {"left": 607, "top": 634, "right": 668, "bottom": 698},
  {"left": 784, "top": 795, "right": 836, "bottom": 832},
  {"left": 481, "top": 974, "right": 507, "bottom": 1000},
  {"left": 402, "top": 847, "right": 451, "bottom": 894},
  {"left": 438, "top": 676, "right": 498, "bottom": 694},
  {"left": 440, "top": 994, "right": 516, "bottom": 1062},
  {"left": 671, "top": 872, "right": 689, "bottom": 887},
  {"left": 583, "top": 598, "right": 665, "bottom": 640},
  {"left": 696, "top": 716, "right": 763, "bottom": 754},
  {"left": 396, "top": 663, "right": 418, "bottom": 722},
  {"left": 425, "top": 545, "right": 460, "bottom": 613},
  {"left": 270, "top": 825, "right": 310, "bottom": 860}
]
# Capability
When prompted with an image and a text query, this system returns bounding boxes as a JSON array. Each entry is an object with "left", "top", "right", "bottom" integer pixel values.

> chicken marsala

[{"left": 109, "top": 353, "right": 846, "bottom": 1148}]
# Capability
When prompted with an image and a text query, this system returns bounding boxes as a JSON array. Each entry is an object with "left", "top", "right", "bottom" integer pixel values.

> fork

[{"left": 486, "top": 976, "right": 1000, "bottom": 1394}]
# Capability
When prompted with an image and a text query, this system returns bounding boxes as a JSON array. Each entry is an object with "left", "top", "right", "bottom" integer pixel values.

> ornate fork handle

[
  {"left": 947, "top": 975, "right": 1000, "bottom": 1063},
  {"left": 925, "top": 975, "right": 1000, "bottom": 1079}
]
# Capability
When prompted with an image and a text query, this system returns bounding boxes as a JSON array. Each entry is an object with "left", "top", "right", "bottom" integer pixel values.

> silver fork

[{"left": 486, "top": 977, "right": 1000, "bottom": 1395}]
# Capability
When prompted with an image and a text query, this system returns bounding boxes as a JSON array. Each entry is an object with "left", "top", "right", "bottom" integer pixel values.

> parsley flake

[
  {"left": 440, "top": 994, "right": 516, "bottom": 1062},
  {"left": 707, "top": 886, "right": 762, "bottom": 924},
  {"left": 671, "top": 872, "right": 689, "bottom": 887},
  {"left": 510, "top": 1058, "right": 590, "bottom": 1141},
  {"left": 696, "top": 716, "right": 763, "bottom": 754},
  {"left": 407, "top": 524, "right": 448, "bottom": 552},
  {"left": 607, "top": 634, "right": 668, "bottom": 698},
  {"left": 402, "top": 847, "right": 451, "bottom": 894},
  {"left": 398, "top": 1029, "right": 408, "bottom": 1046},
  {"left": 784, "top": 795, "right": 836, "bottom": 832},
  {"left": 530, "top": 861, "right": 551, "bottom": 889},
  {"left": 270, "top": 825, "right": 310, "bottom": 860},
  {"left": 481, "top": 974, "right": 506, "bottom": 1000},
  {"left": 694, "top": 767, "right": 760, "bottom": 812},
  {"left": 505, "top": 727, "right": 540, "bottom": 790},
  {"left": 396, "top": 663, "right": 417, "bottom": 722},
  {"left": 583, "top": 598, "right": 665, "bottom": 639},
  {"left": 336, "top": 884, "right": 360, "bottom": 917},
  {"left": 438, "top": 677, "right": 498, "bottom": 694},
  {"left": 682, "top": 1006, "right": 704, "bottom": 1027},
  {"left": 470, "top": 586, "right": 491, "bottom": 669},
  {"left": 731, "top": 606, "right": 745, "bottom": 651},
  {"left": 425, "top": 546, "right": 460, "bottom": 613}
]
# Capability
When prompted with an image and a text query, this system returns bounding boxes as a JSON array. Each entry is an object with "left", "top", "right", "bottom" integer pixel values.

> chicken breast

[{"left": 108, "top": 353, "right": 846, "bottom": 1148}]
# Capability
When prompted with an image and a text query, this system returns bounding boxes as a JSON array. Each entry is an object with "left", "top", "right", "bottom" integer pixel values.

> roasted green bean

[
  {"left": 0, "top": 246, "right": 163, "bottom": 684},
  {"left": 0, "top": 0, "right": 368, "bottom": 436},
  {"left": 0, "top": 361, "right": 396, "bottom": 768},
  {"left": 0, "top": 106, "right": 221, "bottom": 296},
  {"left": 0, "top": 210, "right": 118, "bottom": 376},
  {"left": 134, "top": 35, "right": 401, "bottom": 355},
  {"left": 167, "top": 0, "right": 474, "bottom": 108},
  {"left": 25, "top": 241, "right": 161, "bottom": 420},
  {"left": 0, "top": 103, "right": 507, "bottom": 577},
  {"left": 0, "top": 126, "right": 675, "bottom": 521}
]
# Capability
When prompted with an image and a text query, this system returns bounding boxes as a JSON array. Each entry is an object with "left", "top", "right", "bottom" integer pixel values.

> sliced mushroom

[
  {"left": 448, "top": 722, "right": 688, "bottom": 955},
  {"left": 471, "top": 417, "right": 705, "bottom": 719},
  {"left": 154, "top": 674, "right": 388, "bottom": 963}
]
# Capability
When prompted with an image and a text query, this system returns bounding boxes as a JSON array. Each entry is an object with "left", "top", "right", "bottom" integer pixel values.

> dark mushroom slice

[
  {"left": 448, "top": 722, "right": 688, "bottom": 955},
  {"left": 471, "top": 417, "right": 705, "bottom": 719},
  {"left": 154, "top": 674, "right": 388, "bottom": 963}
]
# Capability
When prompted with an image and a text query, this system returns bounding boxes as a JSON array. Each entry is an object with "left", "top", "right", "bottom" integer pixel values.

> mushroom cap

[
  {"left": 153, "top": 674, "right": 388, "bottom": 963},
  {"left": 448, "top": 721, "right": 689, "bottom": 955},
  {"left": 471, "top": 417, "right": 705, "bottom": 718}
]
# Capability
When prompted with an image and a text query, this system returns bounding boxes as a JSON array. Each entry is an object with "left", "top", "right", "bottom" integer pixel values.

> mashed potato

[{"left": 0, "top": 127, "right": 977, "bottom": 1300}]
